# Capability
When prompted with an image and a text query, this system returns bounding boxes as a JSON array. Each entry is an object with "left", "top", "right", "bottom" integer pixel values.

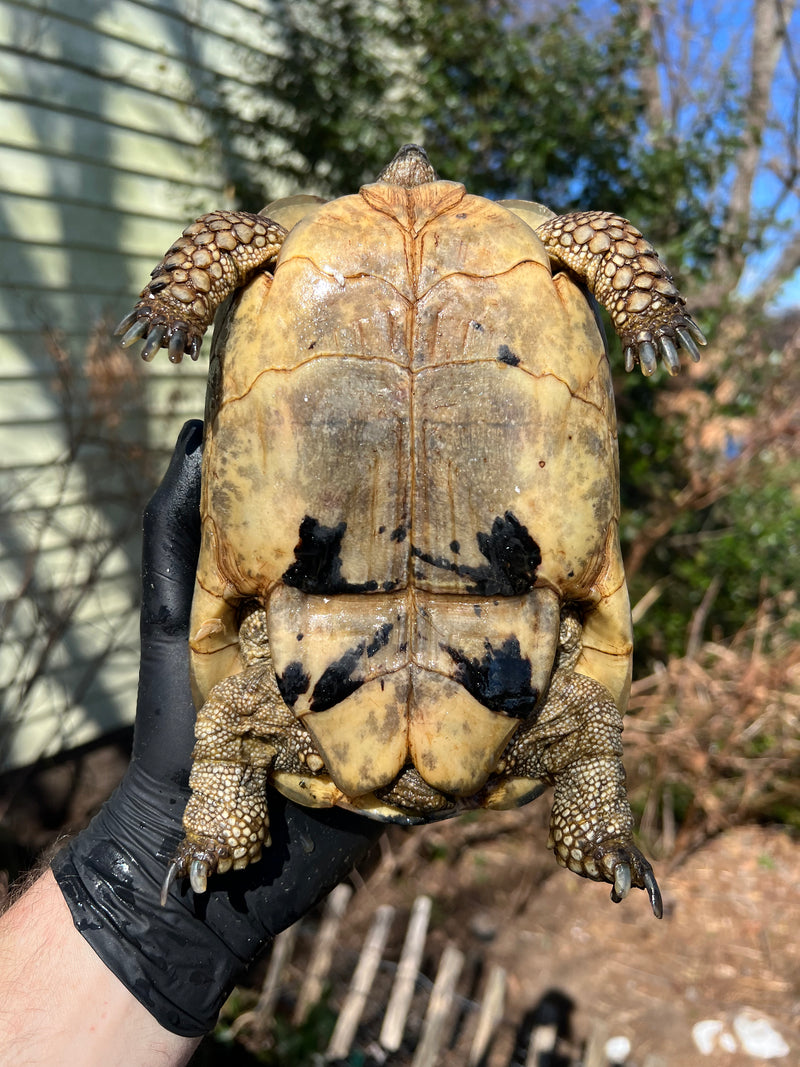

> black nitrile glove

[{"left": 52, "top": 420, "right": 382, "bottom": 1036}]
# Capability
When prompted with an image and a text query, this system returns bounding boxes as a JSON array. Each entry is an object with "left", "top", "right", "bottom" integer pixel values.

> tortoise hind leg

[
  {"left": 497, "top": 637, "right": 662, "bottom": 917},
  {"left": 164, "top": 661, "right": 283, "bottom": 901},
  {"left": 164, "top": 609, "right": 317, "bottom": 901}
]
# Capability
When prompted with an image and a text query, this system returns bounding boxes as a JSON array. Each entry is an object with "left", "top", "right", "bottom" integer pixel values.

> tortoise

[{"left": 118, "top": 144, "right": 705, "bottom": 917}]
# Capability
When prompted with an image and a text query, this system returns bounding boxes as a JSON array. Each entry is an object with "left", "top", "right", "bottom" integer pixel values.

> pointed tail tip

[{"left": 376, "top": 144, "right": 437, "bottom": 188}]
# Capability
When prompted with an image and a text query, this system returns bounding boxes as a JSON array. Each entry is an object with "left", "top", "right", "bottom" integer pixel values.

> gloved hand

[{"left": 52, "top": 420, "right": 382, "bottom": 1037}]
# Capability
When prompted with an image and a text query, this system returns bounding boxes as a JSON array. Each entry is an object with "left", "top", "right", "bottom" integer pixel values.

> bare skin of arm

[{"left": 0, "top": 871, "right": 200, "bottom": 1067}]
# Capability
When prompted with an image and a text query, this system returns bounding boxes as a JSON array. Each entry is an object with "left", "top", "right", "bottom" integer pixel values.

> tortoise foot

[
  {"left": 115, "top": 210, "right": 287, "bottom": 362},
  {"left": 551, "top": 831, "right": 662, "bottom": 918},
  {"left": 161, "top": 831, "right": 268, "bottom": 905},
  {"left": 161, "top": 781, "right": 271, "bottom": 903},
  {"left": 116, "top": 304, "right": 203, "bottom": 363},
  {"left": 623, "top": 312, "right": 706, "bottom": 377},
  {"left": 535, "top": 210, "right": 707, "bottom": 376}
]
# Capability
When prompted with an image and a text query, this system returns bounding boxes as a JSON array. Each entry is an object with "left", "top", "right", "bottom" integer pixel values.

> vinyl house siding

[{"left": 0, "top": 0, "right": 292, "bottom": 769}]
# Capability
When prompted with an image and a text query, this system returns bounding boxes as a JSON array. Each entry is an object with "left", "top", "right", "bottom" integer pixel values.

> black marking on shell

[
  {"left": 412, "top": 512, "right": 540, "bottom": 596},
  {"left": 310, "top": 650, "right": 363, "bottom": 712},
  {"left": 366, "top": 623, "right": 393, "bottom": 657},
  {"left": 283, "top": 516, "right": 379, "bottom": 594},
  {"left": 497, "top": 345, "right": 520, "bottom": 366},
  {"left": 390, "top": 524, "right": 408, "bottom": 543},
  {"left": 474, "top": 514, "right": 540, "bottom": 594},
  {"left": 444, "top": 636, "right": 539, "bottom": 718},
  {"left": 450, "top": 540, "right": 460, "bottom": 553},
  {"left": 309, "top": 623, "right": 393, "bottom": 712},
  {"left": 277, "top": 661, "right": 311, "bottom": 707}
]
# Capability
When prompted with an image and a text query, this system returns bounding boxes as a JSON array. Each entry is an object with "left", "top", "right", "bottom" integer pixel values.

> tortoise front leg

[
  {"left": 116, "top": 211, "right": 287, "bottom": 362},
  {"left": 535, "top": 211, "right": 706, "bottom": 375}
]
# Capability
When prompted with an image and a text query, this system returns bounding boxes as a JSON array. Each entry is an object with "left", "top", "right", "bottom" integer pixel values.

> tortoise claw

[
  {"left": 609, "top": 855, "right": 662, "bottom": 919},
  {"left": 115, "top": 304, "right": 201, "bottom": 362},
  {"left": 644, "top": 867, "right": 664, "bottom": 919},
  {"left": 115, "top": 309, "right": 143, "bottom": 337},
  {"left": 118, "top": 314, "right": 150, "bottom": 347},
  {"left": 676, "top": 325, "right": 702, "bottom": 363},
  {"left": 159, "top": 851, "right": 214, "bottom": 905},
  {"left": 168, "top": 330, "right": 187, "bottom": 363},
  {"left": 639, "top": 340, "right": 658, "bottom": 376},
  {"left": 611, "top": 862, "right": 632, "bottom": 902},
  {"left": 159, "top": 838, "right": 229, "bottom": 903},
  {"left": 190, "top": 859, "right": 209, "bottom": 895},
  {"left": 658, "top": 334, "right": 681, "bottom": 376},
  {"left": 160, "top": 860, "right": 180, "bottom": 907},
  {"left": 140, "top": 325, "right": 166, "bottom": 362},
  {"left": 685, "top": 315, "right": 707, "bottom": 347},
  {"left": 159, "top": 825, "right": 266, "bottom": 902},
  {"left": 628, "top": 314, "right": 707, "bottom": 376}
]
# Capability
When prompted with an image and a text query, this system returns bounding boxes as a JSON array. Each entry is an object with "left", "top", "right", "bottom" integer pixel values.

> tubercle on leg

[
  {"left": 168, "top": 757, "right": 271, "bottom": 895},
  {"left": 547, "top": 750, "right": 633, "bottom": 872},
  {"left": 534, "top": 210, "right": 706, "bottom": 375},
  {"left": 116, "top": 210, "right": 287, "bottom": 362},
  {"left": 534, "top": 671, "right": 628, "bottom": 828}
]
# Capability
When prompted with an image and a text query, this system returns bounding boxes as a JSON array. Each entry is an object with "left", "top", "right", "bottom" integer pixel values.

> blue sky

[{"left": 574, "top": 0, "right": 800, "bottom": 311}]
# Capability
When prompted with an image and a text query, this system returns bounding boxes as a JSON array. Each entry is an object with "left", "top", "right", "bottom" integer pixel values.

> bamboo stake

[
  {"left": 325, "top": 904, "right": 395, "bottom": 1060},
  {"left": 380, "top": 895, "right": 432, "bottom": 1051},
  {"left": 468, "top": 965, "right": 506, "bottom": 1067},
  {"left": 293, "top": 883, "right": 353, "bottom": 1024},
  {"left": 582, "top": 1023, "right": 609, "bottom": 1067},
  {"left": 251, "top": 923, "right": 299, "bottom": 1028},
  {"left": 411, "top": 943, "right": 464, "bottom": 1067}
]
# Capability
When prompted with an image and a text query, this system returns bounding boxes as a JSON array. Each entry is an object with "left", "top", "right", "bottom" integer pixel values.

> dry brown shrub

[{"left": 625, "top": 610, "right": 800, "bottom": 859}]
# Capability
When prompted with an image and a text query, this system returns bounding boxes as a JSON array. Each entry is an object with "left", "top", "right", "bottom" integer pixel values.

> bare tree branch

[
  {"left": 636, "top": 0, "right": 666, "bottom": 130},
  {"left": 745, "top": 228, "right": 800, "bottom": 308},
  {"left": 709, "top": 0, "right": 798, "bottom": 293}
]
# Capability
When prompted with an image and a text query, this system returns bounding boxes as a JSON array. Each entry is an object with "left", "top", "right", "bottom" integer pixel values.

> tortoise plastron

[{"left": 119, "top": 145, "right": 707, "bottom": 917}]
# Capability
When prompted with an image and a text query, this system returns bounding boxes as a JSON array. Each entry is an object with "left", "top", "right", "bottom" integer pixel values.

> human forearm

[{"left": 0, "top": 870, "right": 199, "bottom": 1067}]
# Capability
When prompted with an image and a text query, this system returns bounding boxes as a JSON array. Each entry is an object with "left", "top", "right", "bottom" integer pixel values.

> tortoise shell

[
  {"left": 119, "top": 145, "right": 705, "bottom": 914},
  {"left": 191, "top": 179, "right": 631, "bottom": 802}
]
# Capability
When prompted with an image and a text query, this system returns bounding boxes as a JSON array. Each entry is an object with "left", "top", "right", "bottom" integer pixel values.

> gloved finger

[
  {"left": 141, "top": 419, "right": 203, "bottom": 642},
  {"left": 133, "top": 420, "right": 203, "bottom": 771}
]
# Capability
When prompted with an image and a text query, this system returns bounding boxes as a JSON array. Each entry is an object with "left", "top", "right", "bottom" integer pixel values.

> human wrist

[
  {"left": 52, "top": 774, "right": 382, "bottom": 1036},
  {"left": 0, "top": 870, "right": 199, "bottom": 1066},
  {"left": 50, "top": 767, "right": 237, "bottom": 1038}
]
